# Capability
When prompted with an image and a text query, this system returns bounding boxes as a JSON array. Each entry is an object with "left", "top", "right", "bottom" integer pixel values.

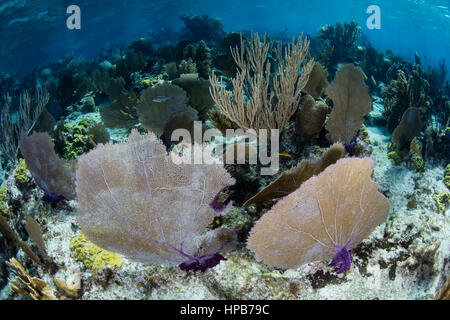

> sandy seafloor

[{"left": 0, "top": 106, "right": 449, "bottom": 300}]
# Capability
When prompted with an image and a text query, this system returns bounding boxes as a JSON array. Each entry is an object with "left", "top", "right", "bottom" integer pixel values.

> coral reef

[
  {"left": 53, "top": 119, "right": 97, "bottom": 159},
  {"left": 172, "top": 73, "right": 215, "bottom": 119},
  {"left": 0, "top": 14, "right": 449, "bottom": 301},
  {"left": 382, "top": 65, "right": 431, "bottom": 133}
]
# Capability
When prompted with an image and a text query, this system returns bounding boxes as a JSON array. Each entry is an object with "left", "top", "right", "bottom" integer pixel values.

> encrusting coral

[
  {"left": 13, "top": 158, "right": 29, "bottom": 185},
  {"left": 433, "top": 191, "right": 449, "bottom": 214},
  {"left": 69, "top": 233, "right": 122, "bottom": 275},
  {"left": 247, "top": 157, "right": 390, "bottom": 272}
]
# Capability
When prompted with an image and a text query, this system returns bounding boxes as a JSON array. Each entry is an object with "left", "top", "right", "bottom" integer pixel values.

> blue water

[{"left": 0, "top": 0, "right": 448, "bottom": 74}]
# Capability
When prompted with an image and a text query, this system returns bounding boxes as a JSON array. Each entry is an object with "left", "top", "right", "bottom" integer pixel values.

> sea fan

[
  {"left": 75, "top": 129, "right": 235, "bottom": 271},
  {"left": 325, "top": 64, "right": 372, "bottom": 144},
  {"left": 247, "top": 157, "right": 390, "bottom": 273},
  {"left": 137, "top": 83, "right": 198, "bottom": 136},
  {"left": 19, "top": 131, "right": 76, "bottom": 202}
]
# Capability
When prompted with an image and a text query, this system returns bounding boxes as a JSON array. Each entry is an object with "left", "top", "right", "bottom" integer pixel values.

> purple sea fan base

[
  {"left": 42, "top": 191, "right": 65, "bottom": 203},
  {"left": 179, "top": 253, "right": 227, "bottom": 272},
  {"left": 330, "top": 244, "right": 353, "bottom": 273},
  {"left": 209, "top": 188, "right": 232, "bottom": 213},
  {"left": 344, "top": 139, "right": 357, "bottom": 155}
]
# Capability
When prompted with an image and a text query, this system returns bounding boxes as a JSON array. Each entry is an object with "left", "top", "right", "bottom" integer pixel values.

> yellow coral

[
  {"left": 0, "top": 186, "right": 8, "bottom": 220},
  {"left": 444, "top": 164, "right": 450, "bottom": 190},
  {"left": 433, "top": 191, "right": 449, "bottom": 214},
  {"left": 0, "top": 205, "right": 10, "bottom": 220},
  {"left": 0, "top": 186, "right": 7, "bottom": 202},
  {"left": 387, "top": 151, "right": 402, "bottom": 166},
  {"left": 14, "top": 158, "right": 29, "bottom": 184},
  {"left": 69, "top": 233, "right": 122, "bottom": 275}
]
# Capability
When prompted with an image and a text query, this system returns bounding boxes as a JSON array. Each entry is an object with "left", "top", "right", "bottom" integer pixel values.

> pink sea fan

[
  {"left": 75, "top": 129, "right": 235, "bottom": 270},
  {"left": 19, "top": 131, "right": 76, "bottom": 202},
  {"left": 247, "top": 157, "right": 390, "bottom": 272}
]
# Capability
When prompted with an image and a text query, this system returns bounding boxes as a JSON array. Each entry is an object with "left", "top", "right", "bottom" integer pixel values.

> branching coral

[
  {"left": 0, "top": 216, "right": 41, "bottom": 264},
  {"left": 382, "top": 65, "right": 431, "bottom": 133},
  {"left": 0, "top": 86, "right": 49, "bottom": 164},
  {"left": 209, "top": 32, "right": 314, "bottom": 133},
  {"left": 317, "top": 21, "right": 361, "bottom": 71}
]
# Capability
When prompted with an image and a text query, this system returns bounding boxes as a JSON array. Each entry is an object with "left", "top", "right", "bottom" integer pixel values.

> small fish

[
  {"left": 279, "top": 152, "right": 292, "bottom": 158},
  {"left": 153, "top": 96, "right": 170, "bottom": 103},
  {"left": 119, "top": 110, "right": 135, "bottom": 119}
]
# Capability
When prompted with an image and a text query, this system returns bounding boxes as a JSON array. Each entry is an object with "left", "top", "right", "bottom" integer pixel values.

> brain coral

[
  {"left": 75, "top": 129, "right": 235, "bottom": 271},
  {"left": 247, "top": 157, "right": 390, "bottom": 272}
]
